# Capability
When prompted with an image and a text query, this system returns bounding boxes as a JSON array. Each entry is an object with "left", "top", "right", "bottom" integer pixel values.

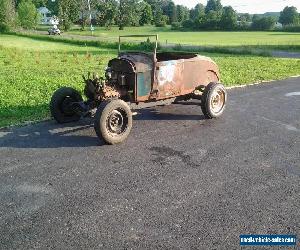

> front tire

[
  {"left": 50, "top": 87, "right": 83, "bottom": 123},
  {"left": 201, "top": 82, "right": 227, "bottom": 119},
  {"left": 94, "top": 99, "right": 132, "bottom": 145}
]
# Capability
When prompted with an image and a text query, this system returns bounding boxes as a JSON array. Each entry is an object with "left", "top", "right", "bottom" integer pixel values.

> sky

[{"left": 173, "top": 0, "right": 300, "bottom": 14}]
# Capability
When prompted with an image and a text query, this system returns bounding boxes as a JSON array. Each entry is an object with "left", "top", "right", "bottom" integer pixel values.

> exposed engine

[
  {"left": 83, "top": 71, "right": 120, "bottom": 102},
  {"left": 83, "top": 59, "right": 135, "bottom": 103}
]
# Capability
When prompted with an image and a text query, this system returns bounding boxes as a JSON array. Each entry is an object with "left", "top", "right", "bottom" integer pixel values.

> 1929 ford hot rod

[{"left": 50, "top": 35, "right": 227, "bottom": 144}]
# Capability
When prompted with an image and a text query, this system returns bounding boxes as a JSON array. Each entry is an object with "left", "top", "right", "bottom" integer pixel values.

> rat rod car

[{"left": 50, "top": 35, "right": 227, "bottom": 144}]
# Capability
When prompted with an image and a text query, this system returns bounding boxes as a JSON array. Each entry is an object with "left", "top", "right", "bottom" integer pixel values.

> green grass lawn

[
  {"left": 0, "top": 34, "right": 111, "bottom": 52},
  {"left": 0, "top": 34, "right": 300, "bottom": 127},
  {"left": 62, "top": 25, "right": 300, "bottom": 50}
]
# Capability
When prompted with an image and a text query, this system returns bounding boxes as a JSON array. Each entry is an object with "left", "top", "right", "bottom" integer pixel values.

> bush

[
  {"left": 155, "top": 20, "right": 166, "bottom": 27},
  {"left": 251, "top": 16, "right": 276, "bottom": 30},
  {"left": 60, "top": 18, "right": 72, "bottom": 31},
  {"left": 182, "top": 19, "right": 194, "bottom": 30},
  {"left": 0, "top": 23, "right": 10, "bottom": 33},
  {"left": 140, "top": 40, "right": 155, "bottom": 51},
  {"left": 155, "top": 15, "right": 168, "bottom": 27},
  {"left": 18, "top": 0, "right": 39, "bottom": 29},
  {"left": 282, "top": 25, "right": 300, "bottom": 32},
  {"left": 171, "top": 22, "right": 182, "bottom": 30},
  {"left": 236, "top": 21, "right": 251, "bottom": 31},
  {"left": 173, "top": 44, "right": 183, "bottom": 50},
  {"left": 0, "top": 0, "right": 17, "bottom": 32}
]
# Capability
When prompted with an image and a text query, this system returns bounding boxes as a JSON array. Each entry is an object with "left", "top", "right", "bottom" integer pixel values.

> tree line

[
  {"left": 173, "top": 2, "right": 300, "bottom": 31},
  {"left": 1, "top": 0, "right": 300, "bottom": 32}
]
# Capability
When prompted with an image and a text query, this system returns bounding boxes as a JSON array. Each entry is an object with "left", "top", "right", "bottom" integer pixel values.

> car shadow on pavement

[
  {"left": 134, "top": 105, "right": 205, "bottom": 121},
  {"left": 134, "top": 110, "right": 205, "bottom": 121},
  {"left": 0, "top": 104, "right": 206, "bottom": 149},
  {"left": 0, "top": 119, "right": 104, "bottom": 149}
]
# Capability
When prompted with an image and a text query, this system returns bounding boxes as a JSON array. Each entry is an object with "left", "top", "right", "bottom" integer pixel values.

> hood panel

[{"left": 119, "top": 52, "right": 153, "bottom": 73}]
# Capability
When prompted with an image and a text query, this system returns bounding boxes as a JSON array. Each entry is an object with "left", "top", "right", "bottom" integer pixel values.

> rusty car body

[{"left": 50, "top": 35, "right": 227, "bottom": 144}]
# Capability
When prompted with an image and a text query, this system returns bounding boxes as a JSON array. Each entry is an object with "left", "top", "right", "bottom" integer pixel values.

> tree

[
  {"left": 140, "top": 2, "right": 153, "bottom": 25},
  {"left": 58, "top": 0, "right": 79, "bottom": 30},
  {"left": 252, "top": 16, "right": 276, "bottom": 30},
  {"left": 252, "top": 14, "right": 260, "bottom": 23},
  {"left": 194, "top": 13, "right": 206, "bottom": 29},
  {"left": 205, "top": 0, "right": 222, "bottom": 14},
  {"left": 239, "top": 13, "right": 251, "bottom": 22},
  {"left": 182, "top": 19, "right": 194, "bottom": 29},
  {"left": 18, "top": 0, "right": 39, "bottom": 29},
  {"left": 279, "top": 6, "right": 299, "bottom": 26},
  {"left": 96, "top": 0, "right": 118, "bottom": 29},
  {"left": 154, "top": 5, "right": 168, "bottom": 27},
  {"left": 79, "top": 0, "right": 91, "bottom": 30},
  {"left": 155, "top": 14, "right": 168, "bottom": 27},
  {"left": 237, "top": 13, "right": 251, "bottom": 30},
  {"left": 32, "top": 0, "right": 47, "bottom": 8},
  {"left": 164, "top": 1, "right": 177, "bottom": 24},
  {"left": 46, "top": 0, "right": 59, "bottom": 16},
  {"left": 176, "top": 5, "right": 189, "bottom": 23},
  {"left": 220, "top": 6, "right": 237, "bottom": 30},
  {"left": 0, "top": 0, "right": 16, "bottom": 32},
  {"left": 190, "top": 3, "right": 205, "bottom": 20},
  {"left": 118, "top": 0, "right": 141, "bottom": 29},
  {"left": 201, "top": 0, "right": 223, "bottom": 30},
  {"left": 203, "top": 10, "right": 222, "bottom": 29}
]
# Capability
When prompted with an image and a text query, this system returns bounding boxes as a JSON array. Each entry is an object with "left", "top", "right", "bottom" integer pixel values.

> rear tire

[
  {"left": 201, "top": 82, "right": 227, "bottom": 119},
  {"left": 94, "top": 99, "right": 132, "bottom": 145},
  {"left": 50, "top": 87, "right": 83, "bottom": 123}
]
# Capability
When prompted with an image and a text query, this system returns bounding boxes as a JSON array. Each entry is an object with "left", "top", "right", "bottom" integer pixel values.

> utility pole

[
  {"left": 87, "top": 0, "right": 94, "bottom": 35},
  {"left": 119, "top": 0, "right": 123, "bottom": 30}
]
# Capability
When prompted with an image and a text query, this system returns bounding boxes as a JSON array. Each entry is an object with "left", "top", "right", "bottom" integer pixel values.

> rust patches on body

[
  {"left": 153, "top": 54, "right": 219, "bottom": 100},
  {"left": 105, "top": 52, "right": 220, "bottom": 103}
]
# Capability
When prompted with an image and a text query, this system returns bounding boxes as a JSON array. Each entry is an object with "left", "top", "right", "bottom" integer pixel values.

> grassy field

[
  {"left": 0, "top": 34, "right": 300, "bottom": 127},
  {"left": 59, "top": 25, "right": 300, "bottom": 50}
]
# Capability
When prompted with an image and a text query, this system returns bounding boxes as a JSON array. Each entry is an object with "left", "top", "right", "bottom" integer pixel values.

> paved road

[
  {"left": 0, "top": 78, "right": 299, "bottom": 249},
  {"left": 271, "top": 51, "right": 300, "bottom": 59}
]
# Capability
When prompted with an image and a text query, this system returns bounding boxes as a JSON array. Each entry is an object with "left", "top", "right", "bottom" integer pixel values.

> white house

[
  {"left": 275, "top": 22, "right": 283, "bottom": 29},
  {"left": 37, "top": 7, "right": 59, "bottom": 25},
  {"left": 237, "top": 21, "right": 252, "bottom": 27}
]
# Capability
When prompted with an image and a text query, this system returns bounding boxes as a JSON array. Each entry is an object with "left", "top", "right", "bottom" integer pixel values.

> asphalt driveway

[{"left": 0, "top": 77, "right": 299, "bottom": 249}]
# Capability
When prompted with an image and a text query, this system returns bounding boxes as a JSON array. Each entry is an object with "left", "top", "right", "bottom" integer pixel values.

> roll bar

[{"left": 118, "top": 34, "right": 158, "bottom": 57}]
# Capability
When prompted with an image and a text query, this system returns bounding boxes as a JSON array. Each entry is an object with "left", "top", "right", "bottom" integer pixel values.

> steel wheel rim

[
  {"left": 106, "top": 108, "right": 128, "bottom": 135},
  {"left": 61, "top": 96, "right": 76, "bottom": 115},
  {"left": 210, "top": 87, "right": 225, "bottom": 114}
]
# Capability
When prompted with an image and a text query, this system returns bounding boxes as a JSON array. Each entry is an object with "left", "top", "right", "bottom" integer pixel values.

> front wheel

[
  {"left": 201, "top": 82, "right": 227, "bottom": 119},
  {"left": 50, "top": 87, "right": 83, "bottom": 123},
  {"left": 94, "top": 99, "right": 132, "bottom": 145}
]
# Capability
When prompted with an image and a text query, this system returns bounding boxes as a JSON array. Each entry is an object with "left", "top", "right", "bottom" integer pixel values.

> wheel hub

[
  {"left": 107, "top": 110, "right": 125, "bottom": 134},
  {"left": 61, "top": 96, "right": 75, "bottom": 115},
  {"left": 210, "top": 88, "right": 225, "bottom": 114}
]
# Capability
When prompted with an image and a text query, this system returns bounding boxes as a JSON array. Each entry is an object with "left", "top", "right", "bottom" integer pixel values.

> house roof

[{"left": 38, "top": 7, "right": 51, "bottom": 14}]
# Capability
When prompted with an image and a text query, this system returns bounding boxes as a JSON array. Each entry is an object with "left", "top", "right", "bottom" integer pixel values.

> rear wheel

[
  {"left": 94, "top": 99, "right": 132, "bottom": 145},
  {"left": 50, "top": 87, "right": 83, "bottom": 123},
  {"left": 201, "top": 82, "right": 227, "bottom": 119}
]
